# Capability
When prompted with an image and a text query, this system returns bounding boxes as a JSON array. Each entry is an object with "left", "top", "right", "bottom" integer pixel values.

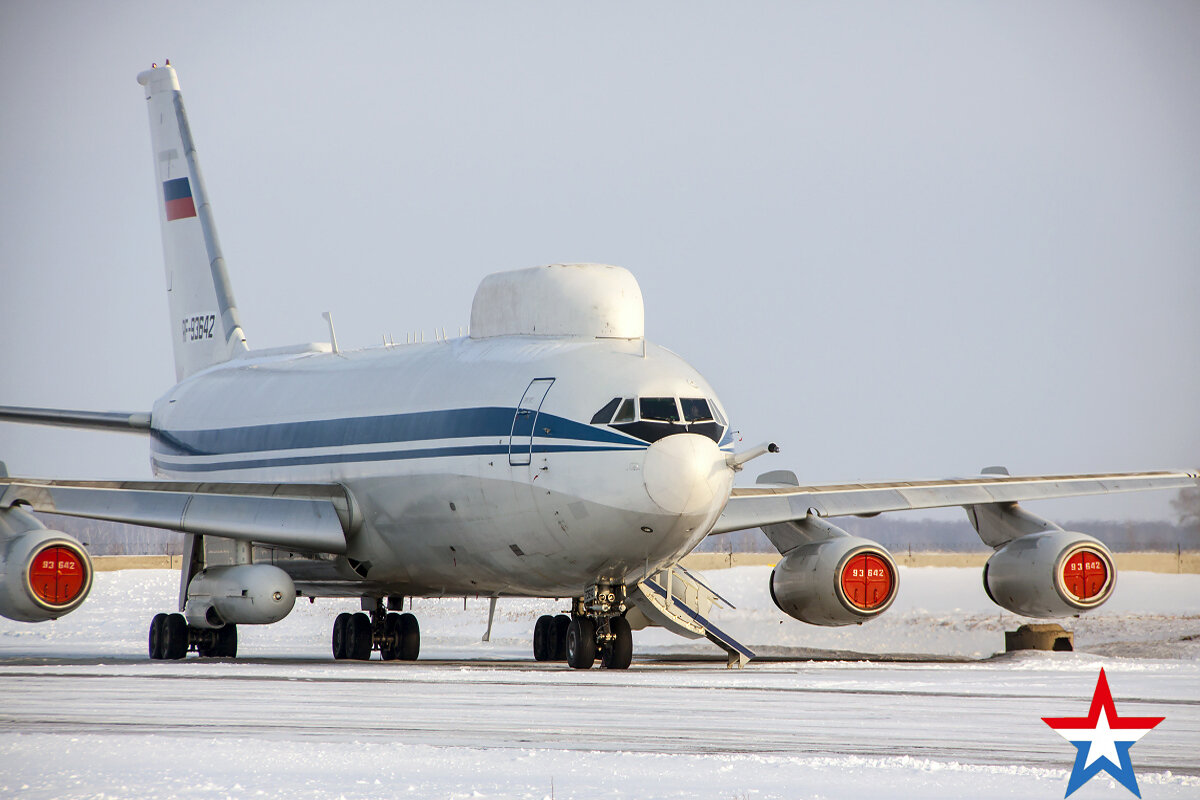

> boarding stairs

[{"left": 628, "top": 564, "right": 755, "bottom": 668}]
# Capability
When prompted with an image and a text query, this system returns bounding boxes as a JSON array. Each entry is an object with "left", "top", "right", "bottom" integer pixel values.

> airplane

[{"left": 1, "top": 63, "right": 1195, "bottom": 669}]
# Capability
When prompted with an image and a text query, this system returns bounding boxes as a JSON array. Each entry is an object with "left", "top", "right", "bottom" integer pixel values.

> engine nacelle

[
  {"left": 770, "top": 536, "right": 899, "bottom": 626},
  {"left": 0, "top": 507, "right": 93, "bottom": 623},
  {"left": 983, "top": 530, "right": 1115, "bottom": 618},
  {"left": 184, "top": 564, "right": 296, "bottom": 628}
]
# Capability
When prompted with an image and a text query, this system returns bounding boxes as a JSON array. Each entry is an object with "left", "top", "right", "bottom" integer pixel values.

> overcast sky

[{"left": 1, "top": 2, "right": 1197, "bottom": 522}]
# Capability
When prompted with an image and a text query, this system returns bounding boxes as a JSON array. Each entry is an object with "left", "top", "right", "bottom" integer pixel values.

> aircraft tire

[
  {"left": 381, "top": 613, "right": 402, "bottom": 660},
  {"left": 601, "top": 616, "right": 633, "bottom": 670},
  {"left": 148, "top": 613, "right": 169, "bottom": 660},
  {"left": 347, "top": 612, "right": 373, "bottom": 660},
  {"left": 533, "top": 615, "right": 553, "bottom": 661},
  {"left": 198, "top": 623, "right": 237, "bottom": 658},
  {"left": 164, "top": 613, "right": 189, "bottom": 660},
  {"left": 198, "top": 623, "right": 237, "bottom": 662},
  {"left": 552, "top": 614, "right": 571, "bottom": 661},
  {"left": 332, "top": 612, "right": 352, "bottom": 659},
  {"left": 397, "top": 612, "right": 420, "bottom": 661},
  {"left": 215, "top": 623, "right": 237, "bottom": 658},
  {"left": 565, "top": 617, "right": 596, "bottom": 669}
]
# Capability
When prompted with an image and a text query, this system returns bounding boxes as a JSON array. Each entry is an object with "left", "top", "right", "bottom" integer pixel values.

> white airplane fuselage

[{"left": 150, "top": 334, "right": 736, "bottom": 598}]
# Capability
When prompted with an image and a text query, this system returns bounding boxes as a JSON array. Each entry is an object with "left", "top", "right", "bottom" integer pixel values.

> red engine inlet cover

[
  {"left": 840, "top": 553, "right": 893, "bottom": 611},
  {"left": 29, "top": 545, "right": 88, "bottom": 606},
  {"left": 1062, "top": 548, "right": 1108, "bottom": 601}
]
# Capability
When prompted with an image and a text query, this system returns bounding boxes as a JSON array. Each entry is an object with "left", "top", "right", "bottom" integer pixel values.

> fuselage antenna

[{"left": 322, "top": 312, "right": 339, "bottom": 354}]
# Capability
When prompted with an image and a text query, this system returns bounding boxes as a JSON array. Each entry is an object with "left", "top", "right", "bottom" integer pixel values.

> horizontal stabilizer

[
  {"left": 0, "top": 405, "right": 151, "bottom": 433},
  {"left": 0, "top": 477, "right": 355, "bottom": 554}
]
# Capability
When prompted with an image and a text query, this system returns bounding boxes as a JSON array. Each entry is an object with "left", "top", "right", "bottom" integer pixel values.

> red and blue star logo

[{"left": 1042, "top": 668, "right": 1164, "bottom": 798}]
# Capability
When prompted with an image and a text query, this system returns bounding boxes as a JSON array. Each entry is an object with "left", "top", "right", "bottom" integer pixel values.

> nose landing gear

[
  {"left": 600, "top": 615, "right": 633, "bottom": 670},
  {"left": 533, "top": 584, "right": 632, "bottom": 669}
]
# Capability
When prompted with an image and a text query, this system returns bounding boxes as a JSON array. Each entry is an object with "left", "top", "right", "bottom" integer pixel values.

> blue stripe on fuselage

[
  {"left": 151, "top": 406, "right": 642, "bottom": 457},
  {"left": 151, "top": 442, "right": 640, "bottom": 473}
]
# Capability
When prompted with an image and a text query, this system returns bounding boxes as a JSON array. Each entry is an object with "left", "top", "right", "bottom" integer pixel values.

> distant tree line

[{"left": 35, "top": 513, "right": 184, "bottom": 556}]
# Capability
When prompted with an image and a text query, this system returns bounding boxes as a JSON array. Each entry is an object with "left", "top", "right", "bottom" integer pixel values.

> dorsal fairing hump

[{"left": 469, "top": 264, "right": 644, "bottom": 339}]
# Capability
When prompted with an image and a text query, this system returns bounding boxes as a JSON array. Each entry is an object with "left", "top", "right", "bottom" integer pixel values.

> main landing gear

[
  {"left": 148, "top": 612, "right": 237, "bottom": 659},
  {"left": 532, "top": 613, "right": 571, "bottom": 661},
  {"left": 332, "top": 599, "right": 419, "bottom": 661},
  {"left": 534, "top": 584, "right": 633, "bottom": 670}
]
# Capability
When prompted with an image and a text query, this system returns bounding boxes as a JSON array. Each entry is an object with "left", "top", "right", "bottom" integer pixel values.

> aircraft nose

[{"left": 642, "top": 433, "right": 730, "bottom": 515}]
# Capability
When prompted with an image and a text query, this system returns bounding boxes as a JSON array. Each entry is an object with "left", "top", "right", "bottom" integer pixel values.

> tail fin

[{"left": 137, "top": 63, "right": 248, "bottom": 381}]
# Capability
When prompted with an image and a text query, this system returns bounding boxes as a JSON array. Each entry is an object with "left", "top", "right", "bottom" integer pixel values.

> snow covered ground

[{"left": 1, "top": 567, "right": 1198, "bottom": 798}]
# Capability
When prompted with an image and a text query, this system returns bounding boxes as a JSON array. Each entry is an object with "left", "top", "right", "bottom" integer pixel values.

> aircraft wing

[
  {"left": 0, "top": 477, "right": 354, "bottom": 554},
  {"left": 710, "top": 469, "right": 1200, "bottom": 536},
  {"left": 0, "top": 405, "right": 152, "bottom": 433}
]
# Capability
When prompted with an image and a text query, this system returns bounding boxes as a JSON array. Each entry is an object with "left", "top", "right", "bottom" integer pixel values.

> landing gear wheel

[
  {"left": 552, "top": 614, "right": 571, "bottom": 661},
  {"left": 381, "top": 612, "right": 419, "bottom": 661},
  {"left": 216, "top": 624, "right": 237, "bottom": 658},
  {"left": 198, "top": 623, "right": 237, "bottom": 658},
  {"left": 533, "top": 614, "right": 553, "bottom": 661},
  {"left": 381, "top": 613, "right": 402, "bottom": 661},
  {"left": 332, "top": 612, "right": 352, "bottom": 659},
  {"left": 347, "top": 612, "right": 372, "bottom": 660},
  {"left": 163, "top": 613, "right": 188, "bottom": 660},
  {"left": 601, "top": 615, "right": 633, "bottom": 670},
  {"left": 148, "top": 613, "right": 169, "bottom": 660},
  {"left": 396, "top": 612, "right": 420, "bottom": 661},
  {"left": 565, "top": 617, "right": 596, "bottom": 669}
]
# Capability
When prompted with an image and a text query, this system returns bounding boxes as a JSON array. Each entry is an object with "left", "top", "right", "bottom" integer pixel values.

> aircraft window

[
  {"left": 590, "top": 397, "right": 622, "bottom": 425},
  {"left": 613, "top": 398, "right": 636, "bottom": 423},
  {"left": 711, "top": 402, "right": 727, "bottom": 427},
  {"left": 608, "top": 395, "right": 725, "bottom": 445},
  {"left": 640, "top": 397, "right": 680, "bottom": 422},
  {"left": 680, "top": 397, "right": 713, "bottom": 422}
]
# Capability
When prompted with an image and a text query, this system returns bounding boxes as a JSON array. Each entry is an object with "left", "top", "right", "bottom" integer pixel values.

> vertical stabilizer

[{"left": 137, "top": 64, "right": 248, "bottom": 381}]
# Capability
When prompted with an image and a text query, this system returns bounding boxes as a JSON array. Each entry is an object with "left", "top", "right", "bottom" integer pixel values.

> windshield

[
  {"left": 591, "top": 395, "right": 727, "bottom": 445},
  {"left": 680, "top": 397, "right": 713, "bottom": 422},
  {"left": 639, "top": 397, "right": 680, "bottom": 422}
]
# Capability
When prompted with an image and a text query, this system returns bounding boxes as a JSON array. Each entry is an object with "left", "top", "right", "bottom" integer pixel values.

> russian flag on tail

[{"left": 163, "top": 177, "right": 197, "bottom": 221}]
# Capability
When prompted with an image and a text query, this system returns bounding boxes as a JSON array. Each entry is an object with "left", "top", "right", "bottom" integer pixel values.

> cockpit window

[
  {"left": 596, "top": 395, "right": 726, "bottom": 446},
  {"left": 590, "top": 397, "right": 622, "bottom": 425},
  {"left": 711, "top": 402, "right": 726, "bottom": 427},
  {"left": 680, "top": 397, "right": 713, "bottom": 422},
  {"left": 613, "top": 398, "right": 636, "bottom": 423},
  {"left": 639, "top": 397, "right": 680, "bottom": 422}
]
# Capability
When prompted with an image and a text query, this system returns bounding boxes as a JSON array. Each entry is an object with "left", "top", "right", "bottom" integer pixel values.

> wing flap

[
  {"left": 711, "top": 470, "right": 1199, "bottom": 535},
  {"left": 0, "top": 478, "right": 352, "bottom": 554}
]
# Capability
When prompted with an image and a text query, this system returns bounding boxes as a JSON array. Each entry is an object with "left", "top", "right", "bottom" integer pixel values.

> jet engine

[
  {"left": 184, "top": 563, "right": 296, "bottom": 628},
  {"left": 0, "top": 507, "right": 93, "bottom": 623},
  {"left": 983, "top": 530, "right": 1115, "bottom": 618},
  {"left": 770, "top": 536, "right": 899, "bottom": 626}
]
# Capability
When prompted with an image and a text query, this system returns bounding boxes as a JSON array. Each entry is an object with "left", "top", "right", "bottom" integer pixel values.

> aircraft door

[{"left": 508, "top": 378, "right": 554, "bottom": 467}]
